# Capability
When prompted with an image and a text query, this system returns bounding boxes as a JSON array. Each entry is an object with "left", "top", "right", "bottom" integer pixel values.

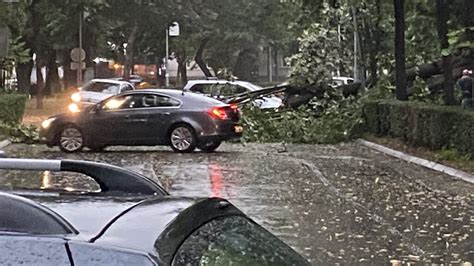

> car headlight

[
  {"left": 41, "top": 118, "right": 56, "bottom": 129},
  {"left": 68, "top": 103, "right": 80, "bottom": 113},
  {"left": 71, "top": 93, "right": 81, "bottom": 103}
]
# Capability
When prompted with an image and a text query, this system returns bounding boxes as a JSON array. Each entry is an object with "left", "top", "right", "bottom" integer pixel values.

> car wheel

[
  {"left": 88, "top": 145, "right": 106, "bottom": 152},
  {"left": 198, "top": 141, "right": 221, "bottom": 153},
  {"left": 169, "top": 125, "right": 196, "bottom": 153},
  {"left": 58, "top": 125, "right": 84, "bottom": 153}
]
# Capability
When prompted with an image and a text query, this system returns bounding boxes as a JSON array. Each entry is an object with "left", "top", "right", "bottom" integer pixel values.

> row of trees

[
  {"left": 0, "top": 0, "right": 299, "bottom": 94},
  {"left": 0, "top": 0, "right": 473, "bottom": 106}
]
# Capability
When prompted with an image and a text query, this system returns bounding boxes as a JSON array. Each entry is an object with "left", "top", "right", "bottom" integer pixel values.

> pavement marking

[{"left": 356, "top": 139, "right": 474, "bottom": 184}]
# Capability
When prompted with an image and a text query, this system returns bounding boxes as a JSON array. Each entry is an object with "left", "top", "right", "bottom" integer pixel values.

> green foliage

[
  {"left": 288, "top": 4, "right": 352, "bottom": 90},
  {"left": 363, "top": 100, "right": 474, "bottom": 156},
  {"left": 0, "top": 94, "right": 27, "bottom": 125},
  {"left": 242, "top": 88, "right": 364, "bottom": 144},
  {"left": 0, "top": 123, "right": 39, "bottom": 144}
]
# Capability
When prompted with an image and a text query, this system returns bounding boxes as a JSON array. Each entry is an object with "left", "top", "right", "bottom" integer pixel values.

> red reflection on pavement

[{"left": 208, "top": 163, "right": 224, "bottom": 198}]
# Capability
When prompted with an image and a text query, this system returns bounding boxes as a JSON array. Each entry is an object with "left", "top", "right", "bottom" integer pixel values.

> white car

[
  {"left": 69, "top": 79, "right": 135, "bottom": 112},
  {"left": 183, "top": 80, "right": 282, "bottom": 109},
  {"left": 113, "top": 75, "right": 144, "bottom": 87},
  {"left": 331, "top": 76, "right": 355, "bottom": 87}
]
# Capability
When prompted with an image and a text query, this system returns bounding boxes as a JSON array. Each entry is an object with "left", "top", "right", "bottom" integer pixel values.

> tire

[
  {"left": 58, "top": 125, "right": 84, "bottom": 153},
  {"left": 198, "top": 141, "right": 221, "bottom": 153},
  {"left": 88, "top": 145, "right": 106, "bottom": 152},
  {"left": 169, "top": 124, "right": 197, "bottom": 153}
]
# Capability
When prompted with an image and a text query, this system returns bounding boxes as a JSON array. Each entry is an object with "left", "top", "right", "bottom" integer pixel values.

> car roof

[
  {"left": 332, "top": 76, "right": 354, "bottom": 81},
  {"left": 183, "top": 79, "right": 263, "bottom": 91},
  {"left": 121, "top": 89, "right": 228, "bottom": 106},
  {"left": 88, "top": 79, "right": 133, "bottom": 85}
]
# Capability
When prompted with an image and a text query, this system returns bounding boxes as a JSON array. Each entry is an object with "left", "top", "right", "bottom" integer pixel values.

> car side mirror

[{"left": 93, "top": 104, "right": 101, "bottom": 113}]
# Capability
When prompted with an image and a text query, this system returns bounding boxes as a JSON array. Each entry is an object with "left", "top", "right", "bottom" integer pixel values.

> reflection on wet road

[{"left": 2, "top": 143, "right": 474, "bottom": 264}]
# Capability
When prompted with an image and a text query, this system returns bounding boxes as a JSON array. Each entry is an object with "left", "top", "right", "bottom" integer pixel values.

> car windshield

[
  {"left": 172, "top": 215, "right": 308, "bottom": 266},
  {"left": 82, "top": 82, "right": 120, "bottom": 94}
]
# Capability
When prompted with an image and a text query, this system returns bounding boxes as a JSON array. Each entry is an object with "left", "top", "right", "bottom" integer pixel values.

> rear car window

[{"left": 172, "top": 215, "right": 308, "bottom": 266}]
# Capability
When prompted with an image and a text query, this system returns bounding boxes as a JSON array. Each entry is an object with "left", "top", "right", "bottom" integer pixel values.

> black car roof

[{"left": 0, "top": 158, "right": 242, "bottom": 262}]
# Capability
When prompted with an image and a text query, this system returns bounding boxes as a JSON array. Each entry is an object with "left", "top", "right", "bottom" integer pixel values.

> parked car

[
  {"left": 113, "top": 74, "right": 144, "bottom": 87},
  {"left": 183, "top": 79, "right": 283, "bottom": 109},
  {"left": 69, "top": 79, "right": 135, "bottom": 112},
  {"left": 331, "top": 76, "right": 355, "bottom": 87},
  {"left": 41, "top": 89, "right": 243, "bottom": 153},
  {"left": 0, "top": 158, "right": 310, "bottom": 265}
]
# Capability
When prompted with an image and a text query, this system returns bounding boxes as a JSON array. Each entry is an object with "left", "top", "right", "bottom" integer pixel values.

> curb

[
  {"left": 356, "top": 139, "right": 474, "bottom": 184},
  {"left": 0, "top": 139, "right": 11, "bottom": 150}
]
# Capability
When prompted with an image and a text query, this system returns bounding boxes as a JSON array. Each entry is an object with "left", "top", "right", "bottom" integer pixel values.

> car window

[
  {"left": 189, "top": 84, "right": 212, "bottom": 94},
  {"left": 121, "top": 84, "right": 134, "bottom": 92},
  {"left": 84, "top": 82, "right": 119, "bottom": 93},
  {"left": 102, "top": 95, "right": 139, "bottom": 110},
  {"left": 172, "top": 215, "right": 308, "bottom": 266},
  {"left": 141, "top": 94, "right": 180, "bottom": 107}
]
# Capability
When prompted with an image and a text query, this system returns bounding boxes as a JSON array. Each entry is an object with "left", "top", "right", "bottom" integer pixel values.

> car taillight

[{"left": 208, "top": 107, "right": 229, "bottom": 120}]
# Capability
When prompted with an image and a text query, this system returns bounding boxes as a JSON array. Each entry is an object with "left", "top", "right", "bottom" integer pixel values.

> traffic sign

[
  {"left": 70, "top": 61, "right": 86, "bottom": 70},
  {"left": 169, "top": 22, "right": 180, "bottom": 37},
  {"left": 70, "top": 48, "right": 86, "bottom": 62}
]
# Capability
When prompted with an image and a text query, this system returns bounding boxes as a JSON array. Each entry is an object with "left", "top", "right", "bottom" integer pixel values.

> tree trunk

[
  {"left": 156, "top": 62, "right": 164, "bottom": 87},
  {"left": 44, "top": 50, "right": 61, "bottom": 95},
  {"left": 195, "top": 38, "right": 213, "bottom": 77},
  {"left": 436, "top": 0, "right": 455, "bottom": 105},
  {"left": 123, "top": 24, "right": 138, "bottom": 81},
  {"left": 234, "top": 49, "right": 256, "bottom": 81},
  {"left": 177, "top": 49, "right": 187, "bottom": 86},
  {"left": 461, "top": 0, "right": 474, "bottom": 30},
  {"left": 16, "top": 60, "right": 33, "bottom": 94},
  {"left": 393, "top": 0, "right": 408, "bottom": 101},
  {"left": 35, "top": 61, "right": 44, "bottom": 109},
  {"left": 63, "top": 50, "right": 76, "bottom": 90},
  {"left": 367, "top": 0, "right": 382, "bottom": 86}
]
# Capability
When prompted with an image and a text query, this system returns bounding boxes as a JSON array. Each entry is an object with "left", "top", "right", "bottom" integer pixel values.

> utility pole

[
  {"left": 268, "top": 45, "right": 273, "bottom": 83},
  {"left": 165, "top": 27, "right": 169, "bottom": 87},
  {"left": 77, "top": 8, "right": 83, "bottom": 86},
  {"left": 352, "top": 6, "right": 359, "bottom": 80}
]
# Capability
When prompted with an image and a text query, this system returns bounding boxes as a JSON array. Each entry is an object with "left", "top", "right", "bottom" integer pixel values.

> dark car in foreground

[
  {"left": 0, "top": 158, "right": 309, "bottom": 265},
  {"left": 40, "top": 89, "right": 243, "bottom": 153}
]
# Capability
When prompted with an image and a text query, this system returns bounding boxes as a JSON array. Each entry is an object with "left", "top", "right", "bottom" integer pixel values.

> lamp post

[
  {"left": 165, "top": 22, "right": 179, "bottom": 87},
  {"left": 165, "top": 27, "right": 169, "bottom": 87},
  {"left": 78, "top": 9, "right": 83, "bottom": 86}
]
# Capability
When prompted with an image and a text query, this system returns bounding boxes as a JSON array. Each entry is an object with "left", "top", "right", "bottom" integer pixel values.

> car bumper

[
  {"left": 198, "top": 123, "right": 243, "bottom": 142},
  {"left": 39, "top": 127, "right": 57, "bottom": 147}
]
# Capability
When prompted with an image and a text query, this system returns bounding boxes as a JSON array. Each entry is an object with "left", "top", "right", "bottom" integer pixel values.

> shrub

[
  {"left": 363, "top": 100, "right": 474, "bottom": 156},
  {"left": 0, "top": 123, "right": 40, "bottom": 144},
  {"left": 0, "top": 94, "right": 27, "bottom": 125}
]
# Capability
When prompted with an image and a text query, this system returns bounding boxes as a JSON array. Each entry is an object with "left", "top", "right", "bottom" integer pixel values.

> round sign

[{"left": 70, "top": 48, "right": 86, "bottom": 62}]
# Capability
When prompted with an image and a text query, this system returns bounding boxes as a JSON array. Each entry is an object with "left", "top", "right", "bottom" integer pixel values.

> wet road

[{"left": 2, "top": 142, "right": 474, "bottom": 264}]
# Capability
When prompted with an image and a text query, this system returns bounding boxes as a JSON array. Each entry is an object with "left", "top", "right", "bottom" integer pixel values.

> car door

[
  {"left": 87, "top": 94, "right": 153, "bottom": 144},
  {"left": 137, "top": 93, "right": 182, "bottom": 143}
]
